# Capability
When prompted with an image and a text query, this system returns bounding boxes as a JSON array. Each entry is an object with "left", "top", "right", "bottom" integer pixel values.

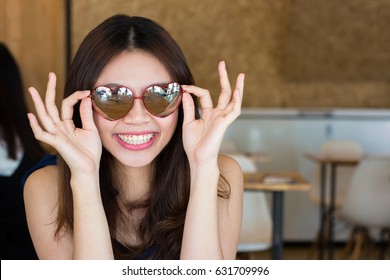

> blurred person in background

[{"left": 0, "top": 42, "right": 45, "bottom": 259}]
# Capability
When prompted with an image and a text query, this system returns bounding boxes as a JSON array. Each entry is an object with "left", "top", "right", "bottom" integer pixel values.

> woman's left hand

[{"left": 182, "top": 61, "right": 244, "bottom": 168}]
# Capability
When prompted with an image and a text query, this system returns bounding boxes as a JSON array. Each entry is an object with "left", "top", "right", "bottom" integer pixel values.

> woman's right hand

[{"left": 27, "top": 72, "right": 102, "bottom": 176}]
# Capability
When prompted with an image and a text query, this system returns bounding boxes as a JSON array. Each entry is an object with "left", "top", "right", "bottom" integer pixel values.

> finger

[
  {"left": 61, "top": 90, "right": 91, "bottom": 121},
  {"left": 27, "top": 113, "right": 56, "bottom": 146},
  {"left": 225, "top": 87, "right": 242, "bottom": 120},
  {"left": 79, "top": 96, "right": 96, "bottom": 131},
  {"left": 28, "top": 87, "right": 56, "bottom": 132},
  {"left": 217, "top": 61, "right": 233, "bottom": 109},
  {"left": 224, "top": 74, "right": 245, "bottom": 122},
  {"left": 182, "top": 92, "right": 196, "bottom": 126},
  {"left": 181, "top": 85, "right": 213, "bottom": 110},
  {"left": 235, "top": 73, "right": 245, "bottom": 98},
  {"left": 44, "top": 73, "right": 61, "bottom": 123}
]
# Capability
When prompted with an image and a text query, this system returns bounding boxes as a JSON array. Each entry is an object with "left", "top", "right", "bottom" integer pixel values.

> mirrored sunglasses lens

[
  {"left": 144, "top": 83, "right": 182, "bottom": 117},
  {"left": 92, "top": 86, "right": 133, "bottom": 120}
]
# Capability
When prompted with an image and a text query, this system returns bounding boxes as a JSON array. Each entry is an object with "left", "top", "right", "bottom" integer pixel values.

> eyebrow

[
  {"left": 98, "top": 82, "right": 173, "bottom": 89},
  {"left": 100, "top": 83, "right": 122, "bottom": 88}
]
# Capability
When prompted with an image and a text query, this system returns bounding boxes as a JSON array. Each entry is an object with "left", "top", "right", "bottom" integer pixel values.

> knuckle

[{"left": 202, "top": 89, "right": 210, "bottom": 96}]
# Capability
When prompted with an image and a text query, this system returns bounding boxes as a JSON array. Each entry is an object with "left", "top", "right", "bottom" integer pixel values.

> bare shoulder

[
  {"left": 217, "top": 155, "right": 243, "bottom": 259},
  {"left": 217, "top": 154, "right": 243, "bottom": 195},
  {"left": 24, "top": 165, "right": 73, "bottom": 259},
  {"left": 24, "top": 165, "right": 59, "bottom": 203},
  {"left": 218, "top": 154, "right": 243, "bottom": 180},
  {"left": 24, "top": 165, "right": 60, "bottom": 226}
]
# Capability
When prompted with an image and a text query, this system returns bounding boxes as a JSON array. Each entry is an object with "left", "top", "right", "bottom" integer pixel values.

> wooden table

[
  {"left": 244, "top": 172, "right": 311, "bottom": 260},
  {"left": 305, "top": 153, "right": 359, "bottom": 259}
]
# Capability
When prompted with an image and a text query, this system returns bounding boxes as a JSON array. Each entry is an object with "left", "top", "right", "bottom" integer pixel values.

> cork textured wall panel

[
  {"left": 279, "top": 0, "right": 390, "bottom": 108},
  {"left": 282, "top": 0, "right": 390, "bottom": 82},
  {"left": 0, "top": 0, "right": 66, "bottom": 113},
  {"left": 72, "top": 0, "right": 390, "bottom": 108}
]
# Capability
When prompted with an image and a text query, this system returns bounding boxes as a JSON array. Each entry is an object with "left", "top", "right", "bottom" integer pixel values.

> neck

[{"left": 119, "top": 163, "right": 153, "bottom": 202}]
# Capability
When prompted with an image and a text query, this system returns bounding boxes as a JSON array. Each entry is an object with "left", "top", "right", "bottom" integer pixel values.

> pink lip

[{"left": 114, "top": 132, "right": 157, "bottom": 151}]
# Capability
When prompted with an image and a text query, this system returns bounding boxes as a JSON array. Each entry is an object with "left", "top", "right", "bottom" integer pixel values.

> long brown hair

[{"left": 56, "top": 15, "right": 229, "bottom": 259}]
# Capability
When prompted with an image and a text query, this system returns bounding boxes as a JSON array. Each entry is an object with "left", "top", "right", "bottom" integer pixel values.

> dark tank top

[{"left": 1, "top": 153, "right": 41, "bottom": 259}]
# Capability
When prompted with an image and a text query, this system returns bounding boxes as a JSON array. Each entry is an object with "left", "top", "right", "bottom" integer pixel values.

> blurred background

[
  {"left": 1, "top": 0, "right": 389, "bottom": 259},
  {"left": 2, "top": 0, "right": 389, "bottom": 110}
]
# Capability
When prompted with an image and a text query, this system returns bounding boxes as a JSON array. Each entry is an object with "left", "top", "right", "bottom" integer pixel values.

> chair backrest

[
  {"left": 320, "top": 140, "right": 363, "bottom": 161},
  {"left": 340, "top": 156, "right": 390, "bottom": 228},
  {"left": 227, "top": 153, "right": 273, "bottom": 252},
  {"left": 238, "top": 191, "right": 273, "bottom": 252},
  {"left": 309, "top": 140, "right": 363, "bottom": 207},
  {"left": 227, "top": 153, "right": 257, "bottom": 172}
]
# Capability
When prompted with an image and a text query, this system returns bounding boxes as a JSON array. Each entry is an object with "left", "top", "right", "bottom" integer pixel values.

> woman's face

[{"left": 93, "top": 51, "right": 179, "bottom": 168}]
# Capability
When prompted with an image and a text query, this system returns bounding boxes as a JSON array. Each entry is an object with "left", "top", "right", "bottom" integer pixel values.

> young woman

[{"left": 24, "top": 14, "right": 244, "bottom": 260}]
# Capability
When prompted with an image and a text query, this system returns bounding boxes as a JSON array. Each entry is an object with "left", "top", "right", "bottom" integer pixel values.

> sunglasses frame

[{"left": 90, "top": 82, "right": 184, "bottom": 121}]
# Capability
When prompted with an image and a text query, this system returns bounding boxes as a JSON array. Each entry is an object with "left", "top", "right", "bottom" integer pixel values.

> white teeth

[{"left": 118, "top": 133, "right": 154, "bottom": 145}]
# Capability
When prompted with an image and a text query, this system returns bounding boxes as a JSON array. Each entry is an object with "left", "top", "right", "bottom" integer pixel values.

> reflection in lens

[
  {"left": 144, "top": 83, "right": 182, "bottom": 117},
  {"left": 92, "top": 86, "right": 133, "bottom": 120}
]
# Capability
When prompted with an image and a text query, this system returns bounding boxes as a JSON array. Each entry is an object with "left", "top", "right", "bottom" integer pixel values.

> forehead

[{"left": 95, "top": 51, "right": 172, "bottom": 89}]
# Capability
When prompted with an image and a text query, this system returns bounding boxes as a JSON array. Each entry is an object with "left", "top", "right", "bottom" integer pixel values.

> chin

[{"left": 114, "top": 153, "right": 156, "bottom": 169}]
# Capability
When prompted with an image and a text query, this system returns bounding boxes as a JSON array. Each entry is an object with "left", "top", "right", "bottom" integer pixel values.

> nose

[{"left": 121, "top": 97, "right": 150, "bottom": 124}]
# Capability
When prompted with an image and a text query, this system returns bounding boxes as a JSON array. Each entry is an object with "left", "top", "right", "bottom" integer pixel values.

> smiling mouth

[{"left": 117, "top": 133, "right": 155, "bottom": 145}]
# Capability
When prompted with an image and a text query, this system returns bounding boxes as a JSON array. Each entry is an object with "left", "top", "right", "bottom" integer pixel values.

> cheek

[
  {"left": 159, "top": 112, "right": 179, "bottom": 137},
  {"left": 93, "top": 113, "right": 103, "bottom": 133},
  {"left": 93, "top": 113, "right": 112, "bottom": 142}
]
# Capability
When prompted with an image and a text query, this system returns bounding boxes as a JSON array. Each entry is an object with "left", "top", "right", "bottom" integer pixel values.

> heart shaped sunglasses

[{"left": 90, "top": 82, "right": 183, "bottom": 121}]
